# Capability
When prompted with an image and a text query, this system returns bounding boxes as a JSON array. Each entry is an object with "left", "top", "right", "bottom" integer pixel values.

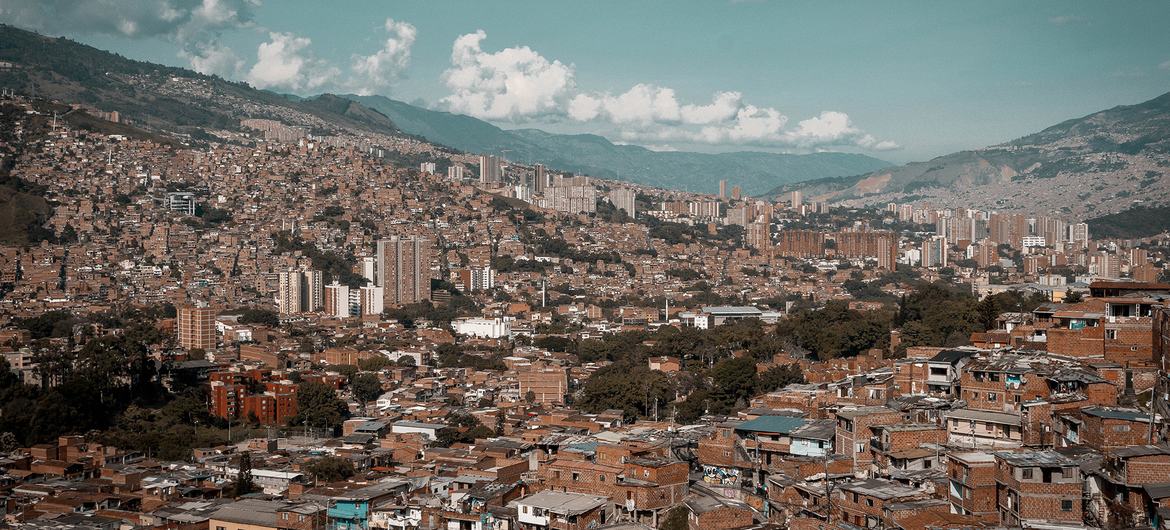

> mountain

[
  {"left": 770, "top": 91, "right": 1170, "bottom": 217},
  {"left": 345, "top": 94, "right": 892, "bottom": 195},
  {"left": 0, "top": 25, "right": 403, "bottom": 140}
]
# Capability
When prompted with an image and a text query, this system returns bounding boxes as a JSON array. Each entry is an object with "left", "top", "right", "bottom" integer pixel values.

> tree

[
  {"left": 758, "top": 364, "right": 805, "bottom": 393},
  {"left": 659, "top": 506, "right": 688, "bottom": 530},
  {"left": 0, "top": 432, "right": 17, "bottom": 453},
  {"left": 1064, "top": 289, "right": 1084, "bottom": 304},
  {"left": 578, "top": 364, "right": 674, "bottom": 420},
  {"left": 291, "top": 382, "right": 349, "bottom": 433},
  {"left": 709, "top": 357, "right": 758, "bottom": 413},
  {"left": 236, "top": 451, "right": 254, "bottom": 497},
  {"left": 351, "top": 373, "right": 383, "bottom": 404},
  {"left": 303, "top": 456, "right": 355, "bottom": 483}
]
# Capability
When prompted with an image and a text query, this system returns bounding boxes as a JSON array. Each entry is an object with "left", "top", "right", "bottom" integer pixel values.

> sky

[{"left": 3, "top": 0, "right": 1170, "bottom": 163}]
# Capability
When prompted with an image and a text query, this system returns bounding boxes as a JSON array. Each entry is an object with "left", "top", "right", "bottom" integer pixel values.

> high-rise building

[
  {"left": 377, "top": 236, "right": 432, "bottom": 308},
  {"left": 360, "top": 285, "right": 385, "bottom": 316},
  {"left": 545, "top": 182, "right": 597, "bottom": 213},
  {"left": 609, "top": 188, "right": 637, "bottom": 217},
  {"left": 1069, "top": 223, "right": 1090, "bottom": 249},
  {"left": 447, "top": 165, "right": 465, "bottom": 181},
  {"left": 324, "top": 282, "right": 350, "bottom": 318},
  {"left": 419, "top": 162, "right": 436, "bottom": 174},
  {"left": 277, "top": 268, "right": 323, "bottom": 314},
  {"left": 731, "top": 185, "right": 742, "bottom": 201},
  {"left": 790, "top": 190, "right": 802, "bottom": 209},
  {"left": 478, "top": 154, "right": 502, "bottom": 183},
  {"left": 360, "top": 256, "right": 377, "bottom": 285},
  {"left": 458, "top": 266, "right": 496, "bottom": 292},
  {"left": 746, "top": 220, "right": 770, "bottom": 250},
  {"left": 921, "top": 236, "right": 948, "bottom": 268},
  {"left": 534, "top": 163, "right": 548, "bottom": 193},
  {"left": 177, "top": 304, "right": 215, "bottom": 351},
  {"left": 718, "top": 179, "right": 728, "bottom": 199}
]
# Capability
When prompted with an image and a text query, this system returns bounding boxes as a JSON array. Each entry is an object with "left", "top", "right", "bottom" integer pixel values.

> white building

[
  {"left": 453, "top": 317, "right": 512, "bottom": 338},
  {"left": 391, "top": 420, "right": 447, "bottom": 441}
]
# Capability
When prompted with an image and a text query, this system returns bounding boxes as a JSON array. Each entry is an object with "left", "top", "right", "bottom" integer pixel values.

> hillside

[
  {"left": 0, "top": 25, "right": 402, "bottom": 140},
  {"left": 772, "top": 91, "right": 1170, "bottom": 217},
  {"left": 346, "top": 94, "right": 892, "bottom": 195}
]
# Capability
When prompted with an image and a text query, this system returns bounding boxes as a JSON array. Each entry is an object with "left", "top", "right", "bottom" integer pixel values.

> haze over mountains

[
  {"left": 772, "top": 91, "right": 1170, "bottom": 219},
  {"left": 342, "top": 94, "right": 892, "bottom": 195}
]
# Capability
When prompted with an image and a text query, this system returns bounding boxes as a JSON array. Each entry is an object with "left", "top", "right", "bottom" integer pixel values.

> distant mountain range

[
  {"left": 0, "top": 24, "right": 891, "bottom": 196},
  {"left": 770, "top": 91, "right": 1170, "bottom": 219},
  {"left": 344, "top": 94, "right": 893, "bottom": 195},
  {"left": 0, "top": 25, "right": 403, "bottom": 140}
]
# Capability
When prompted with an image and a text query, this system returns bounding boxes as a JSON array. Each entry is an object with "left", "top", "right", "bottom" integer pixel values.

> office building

[{"left": 377, "top": 236, "right": 432, "bottom": 308}]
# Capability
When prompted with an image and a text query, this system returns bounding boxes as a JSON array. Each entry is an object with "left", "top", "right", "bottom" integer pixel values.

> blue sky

[{"left": 5, "top": 0, "right": 1170, "bottom": 162}]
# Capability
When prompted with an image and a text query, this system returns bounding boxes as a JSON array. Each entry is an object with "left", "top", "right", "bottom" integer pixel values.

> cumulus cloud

[
  {"left": 350, "top": 18, "right": 417, "bottom": 95},
  {"left": 441, "top": 30, "right": 575, "bottom": 121},
  {"left": 0, "top": 0, "right": 258, "bottom": 72},
  {"left": 180, "top": 40, "right": 244, "bottom": 77},
  {"left": 246, "top": 31, "right": 338, "bottom": 92}
]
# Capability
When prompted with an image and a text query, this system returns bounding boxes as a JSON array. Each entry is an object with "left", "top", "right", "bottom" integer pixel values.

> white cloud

[
  {"left": 441, "top": 30, "right": 575, "bottom": 121},
  {"left": 0, "top": 0, "right": 258, "bottom": 72},
  {"left": 350, "top": 18, "right": 417, "bottom": 95},
  {"left": 181, "top": 41, "right": 244, "bottom": 78},
  {"left": 246, "top": 31, "right": 338, "bottom": 92},
  {"left": 1159, "top": 59, "right": 1170, "bottom": 71}
]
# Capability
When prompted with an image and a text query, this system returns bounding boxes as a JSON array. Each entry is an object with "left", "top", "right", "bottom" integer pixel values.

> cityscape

[{"left": 1, "top": 2, "right": 1170, "bottom": 530}]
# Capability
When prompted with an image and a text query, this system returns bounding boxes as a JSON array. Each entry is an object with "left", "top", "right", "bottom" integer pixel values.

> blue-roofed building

[{"left": 735, "top": 416, "right": 809, "bottom": 467}]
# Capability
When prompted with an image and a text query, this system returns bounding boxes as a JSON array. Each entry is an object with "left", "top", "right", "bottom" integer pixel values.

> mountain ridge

[
  {"left": 769, "top": 90, "right": 1170, "bottom": 217},
  {"left": 344, "top": 94, "right": 892, "bottom": 195}
]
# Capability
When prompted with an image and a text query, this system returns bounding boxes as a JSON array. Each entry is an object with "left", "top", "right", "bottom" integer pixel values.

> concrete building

[
  {"left": 377, "top": 236, "right": 431, "bottom": 308},
  {"left": 177, "top": 304, "right": 215, "bottom": 351}
]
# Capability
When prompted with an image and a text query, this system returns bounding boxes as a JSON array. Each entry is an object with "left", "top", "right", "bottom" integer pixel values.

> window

[
  {"left": 599, "top": 474, "right": 606, "bottom": 482},
  {"left": 988, "top": 393, "right": 998, "bottom": 402},
  {"left": 1061, "top": 499, "right": 1073, "bottom": 511},
  {"left": 1105, "top": 329, "right": 1117, "bottom": 340},
  {"left": 1113, "top": 425, "right": 1131, "bottom": 432},
  {"left": 866, "top": 499, "right": 874, "bottom": 507},
  {"left": 1021, "top": 468, "right": 1033, "bottom": 479},
  {"left": 1062, "top": 468, "right": 1075, "bottom": 478},
  {"left": 572, "top": 472, "right": 579, "bottom": 481}
]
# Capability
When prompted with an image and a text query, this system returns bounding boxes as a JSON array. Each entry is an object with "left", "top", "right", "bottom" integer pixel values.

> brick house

[
  {"left": 684, "top": 494, "right": 754, "bottom": 530},
  {"left": 994, "top": 450, "right": 1083, "bottom": 526},
  {"left": 946, "top": 452, "right": 998, "bottom": 522},
  {"left": 1057, "top": 406, "right": 1153, "bottom": 450},
  {"left": 835, "top": 478, "right": 929, "bottom": 528},
  {"left": 834, "top": 406, "right": 903, "bottom": 474}
]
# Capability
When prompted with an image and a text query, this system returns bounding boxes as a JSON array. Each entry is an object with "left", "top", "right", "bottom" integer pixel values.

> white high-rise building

[
  {"left": 324, "top": 282, "right": 350, "bottom": 318},
  {"left": 360, "top": 256, "right": 377, "bottom": 285},
  {"left": 609, "top": 188, "right": 637, "bottom": 217},
  {"left": 360, "top": 285, "right": 385, "bottom": 316},
  {"left": 277, "top": 268, "right": 323, "bottom": 314},
  {"left": 419, "top": 162, "right": 436, "bottom": 174},
  {"left": 447, "top": 165, "right": 465, "bottom": 180}
]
